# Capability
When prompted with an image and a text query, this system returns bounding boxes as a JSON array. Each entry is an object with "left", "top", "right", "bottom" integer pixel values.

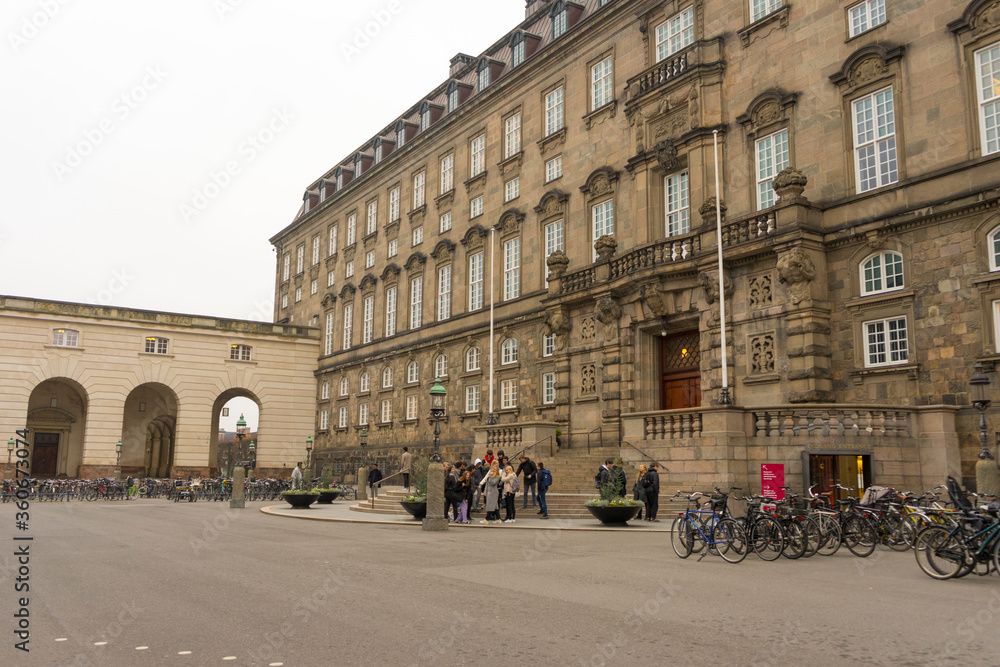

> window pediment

[
  {"left": 495, "top": 209, "right": 525, "bottom": 237},
  {"left": 580, "top": 167, "right": 620, "bottom": 200},
  {"left": 534, "top": 190, "right": 570, "bottom": 221},
  {"left": 405, "top": 252, "right": 427, "bottom": 272},
  {"left": 461, "top": 224, "right": 489, "bottom": 250},
  {"left": 829, "top": 44, "right": 905, "bottom": 92},
  {"left": 949, "top": 0, "right": 1000, "bottom": 37},
  {"left": 430, "top": 239, "right": 456, "bottom": 260},
  {"left": 736, "top": 89, "right": 797, "bottom": 138}
]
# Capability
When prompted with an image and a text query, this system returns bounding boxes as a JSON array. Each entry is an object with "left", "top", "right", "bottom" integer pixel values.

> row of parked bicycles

[{"left": 669, "top": 476, "right": 1000, "bottom": 579}]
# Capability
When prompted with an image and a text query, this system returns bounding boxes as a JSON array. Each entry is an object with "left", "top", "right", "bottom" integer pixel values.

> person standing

[
  {"left": 367, "top": 463, "right": 383, "bottom": 499},
  {"left": 400, "top": 447, "right": 412, "bottom": 492},
  {"left": 595, "top": 460, "right": 612, "bottom": 491},
  {"left": 479, "top": 461, "right": 502, "bottom": 523},
  {"left": 537, "top": 462, "right": 552, "bottom": 519},
  {"left": 291, "top": 462, "right": 303, "bottom": 490},
  {"left": 516, "top": 454, "right": 538, "bottom": 509},
  {"left": 501, "top": 464, "right": 518, "bottom": 523},
  {"left": 471, "top": 459, "right": 486, "bottom": 511},
  {"left": 443, "top": 463, "right": 460, "bottom": 521},
  {"left": 646, "top": 462, "right": 661, "bottom": 522},
  {"left": 455, "top": 471, "right": 471, "bottom": 523},
  {"left": 633, "top": 464, "right": 648, "bottom": 520}
]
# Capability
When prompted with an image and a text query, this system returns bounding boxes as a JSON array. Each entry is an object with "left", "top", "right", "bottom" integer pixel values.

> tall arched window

[
  {"left": 360, "top": 371, "right": 371, "bottom": 393},
  {"left": 466, "top": 347, "right": 481, "bottom": 372},
  {"left": 382, "top": 366, "right": 393, "bottom": 388},
  {"left": 861, "top": 251, "right": 904, "bottom": 296},
  {"left": 435, "top": 354, "right": 448, "bottom": 378},
  {"left": 321, "top": 381, "right": 330, "bottom": 399},
  {"left": 407, "top": 360, "right": 419, "bottom": 384},
  {"left": 339, "top": 376, "right": 349, "bottom": 396},
  {"left": 501, "top": 338, "right": 518, "bottom": 365},
  {"left": 989, "top": 227, "right": 1000, "bottom": 271}
]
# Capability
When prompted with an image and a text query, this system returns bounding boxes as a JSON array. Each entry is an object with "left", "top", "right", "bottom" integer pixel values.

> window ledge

[
  {"left": 844, "top": 288, "right": 915, "bottom": 311},
  {"left": 435, "top": 189, "right": 455, "bottom": 209},
  {"left": 377, "top": 386, "right": 393, "bottom": 394},
  {"left": 846, "top": 22, "right": 888, "bottom": 44},
  {"left": 738, "top": 5, "right": 790, "bottom": 48},
  {"left": 464, "top": 171, "right": 488, "bottom": 195},
  {"left": 44, "top": 345, "right": 84, "bottom": 352},
  {"left": 408, "top": 205, "right": 427, "bottom": 224},
  {"left": 972, "top": 274, "right": 1000, "bottom": 291},
  {"left": 498, "top": 151, "right": 524, "bottom": 177},
  {"left": 742, "top": 373, "right": 780, "bottom": 385},
  {"left": 537, "top": 128, "right": 567, "bottom": 156},
  {"left": 849, "top": 362, "right": 920, "bottom": 384},
  {"left": 225, "top": 359, "right": 258, "bottom": 366},
  {"left": 139, "top": 352, "right": 175, "bottom": 359},
  {"left": 583, "top": 100, "right": 617, "bottom": 130},
  {"left": 325, "top": 254, "right": 338, "bottom": 267},
  {"left": 385, "top": 220, "right": 401, "bottom": 236},
  {"left": 575, "top": 395, "right": 600, "bottom": 403},
  {"left": 459, "top": 412, "right": 482, "bottom": 422},
  {"left": 400, "top": 418, "right": 420, "bottom": 426},
  {"left": 376, "top": 422, "right": 394, "bottom": 429},
  {"left": 461, "top": 370, "right": 483, "bottom": 378}
]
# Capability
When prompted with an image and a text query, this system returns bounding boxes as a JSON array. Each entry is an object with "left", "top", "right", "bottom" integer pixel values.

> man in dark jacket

[
  {"left": 367, "top": 463, "right": 383, "bottom": 499},
  {"left": 645, "top": 463, "right": 661, "bottom": 521},
  {"left": 595, "top": 460, "right": 612, "bottom": 490},
  {"left": 443, "top": 463, "right": 460, "bottom": 521},
  {"left": 516, "top": 455, "right": 538, "bottom": 509},
  {"left": 471, "top": 459, "right": 486, "bottom": 510}
]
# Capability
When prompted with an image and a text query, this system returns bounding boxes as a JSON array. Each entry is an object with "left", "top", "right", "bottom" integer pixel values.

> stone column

[
  {"left": 357, "top": 466, "right": 367, "bottom": 500},
  {"left": 422, "top": 460, "right": 448, "bottom": 531},
  {"left": 230, "top": 466, "right": 245, "bottom": 509},
  {"left": 776, "top": 243, "right": 833, "bottom": 403},
  {"left": 915, "top": 406, "right": 961, "bottom": 490}
]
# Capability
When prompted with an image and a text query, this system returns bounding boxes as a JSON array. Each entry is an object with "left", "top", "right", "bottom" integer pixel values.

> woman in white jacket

[
  {"left": 478, "top": 461, "right": 502, "bottom": 523},
  {"left": 500, "top": 464, "right": 518, "bottom": 523}
]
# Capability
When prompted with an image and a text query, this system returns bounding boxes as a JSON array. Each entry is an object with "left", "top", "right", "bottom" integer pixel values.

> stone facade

[{"left": 267, "top": 0, "right": 1000, "bottom": 492}]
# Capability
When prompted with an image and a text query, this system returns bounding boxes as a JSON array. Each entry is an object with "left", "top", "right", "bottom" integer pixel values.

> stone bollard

[
  {"left": 422, "top": 460, "right": 448, "bottom": 531},
  {"left": 230, "top": 467, "right": 245, "bottom": 509},
  {"left": 357, "top": 466, "right": 367, "bottom": 500},
  {"left": 976, "top": 459, "right": 999, "bottom": 497}
]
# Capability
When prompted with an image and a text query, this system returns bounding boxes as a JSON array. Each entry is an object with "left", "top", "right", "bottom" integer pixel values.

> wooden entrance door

[
  {"left": 660, "top": 331, "right": 701, "bottom": 410},
  {"left": 33, "top": 432, "right": 59, "bottom": 476}
]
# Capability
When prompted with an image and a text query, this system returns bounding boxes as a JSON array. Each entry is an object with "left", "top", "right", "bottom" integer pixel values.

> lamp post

[
  {"left": 114, "top": 439, "right": 123, "bottom": 481},
  {"left": 247, "top": 440, "right": 256, "bottom": 480},
  {"left": 429, "top": 378, "right": 447, "bottom": 463},
  {"left": 305, "top": 435, "right": 313, "bottom": 475},
  {"left": 4, "top": 437, "right": 14, "bottom": 481},
  {"left": 233, "top": 413, "right": 248, "bottom": 475},
  {"left": 971, "top": 362, "right": 999, "bottom": 495}
]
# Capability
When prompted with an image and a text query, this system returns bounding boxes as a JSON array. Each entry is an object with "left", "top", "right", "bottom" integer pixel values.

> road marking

[
  {"left": 269, "top": 663, "right": 284, "bottom": 666},
  {"left": 136, "top": 646, "right": 149, "bottom": 650},
  {"left": 223, "top": 657, "right": 237, "bottom": 661},
  {"left": 55, "top": 638, "right": 68, "bottom": 642},
  {"left": 94, "top": 642, "right": 107, "bottom": 646},
  {"left": 178, "top": 651, "right": 192, "bottom": 655}
]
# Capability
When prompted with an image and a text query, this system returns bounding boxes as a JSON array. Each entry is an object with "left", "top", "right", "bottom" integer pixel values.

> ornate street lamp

[
  {"left": 305, "top": 435, "right": 313, "bottom": 472},
  {"left": 115, "top": 439, "right": 123, "bottom": 481},
  {"left": 5, "top": 437, "right": 14, "bottom": 480},
  {"left": 429, "top": 378, "right": 447, "bottom": 462},
  {"left": 971, "top": 363, "right": 993, "bottom": 461},
  {"left": 247, "top": 440, "right": 256, "bottom": 479},
  {"left": 234, "top": 413, "right": 248, "bottom": 469}
]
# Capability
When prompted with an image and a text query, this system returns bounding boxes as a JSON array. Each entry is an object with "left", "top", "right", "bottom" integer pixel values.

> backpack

[
  {"left": 540, "top": 469, "right": 552, "bottom": 488},
  {"left": 511, "top": 476, "right": 521, "bottom": 493}
]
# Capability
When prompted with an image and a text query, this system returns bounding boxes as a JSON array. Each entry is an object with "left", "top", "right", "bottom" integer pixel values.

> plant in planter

[
  {"left": 555, "top": 429, "right": 563, "bottom": 449},
  {"left": 400, "top": 456, "right": 429, "bottom": 519},
  {"left": 281, "top": 478, "right": 320, "bottom": 508},
  {"left": 315, "top": 466, "right": 341, "bottom": 504},
  {"left": 585, "top": 458, "right": 642, "bottom": 524}
]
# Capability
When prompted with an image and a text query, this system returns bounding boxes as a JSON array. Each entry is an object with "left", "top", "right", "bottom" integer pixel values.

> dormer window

[
  {"left": 319, "top": 180, "right": 327, "bottom": 201},
  {"left": 477, "top": 58, "right": 490, "bottom": 92},
  {"left": 354, "top": 153, "right": 364, "bottom": 177},
  {"left": 551, "top": 2, "right": 568, "bottom": 38},
  {"left": 374, "top": 139, "right": 383, "bottom": 164},
  {"left": 511, "top": 33, "right": 526, "bottom": 67},
  {"left": 396, "top": 120, "right": 407, "bottom": 148},
  {"left": 447, "top": 82, "right": 460, "bottom": 113},
  {"left": 420, "top": 102, "right": 432, "bottom": 132},
  {"left": 336, "top": 171, "right": 343, "bottom": 190}
]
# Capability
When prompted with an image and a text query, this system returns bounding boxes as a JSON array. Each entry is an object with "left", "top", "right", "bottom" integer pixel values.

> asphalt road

[{"left": 2, "top": 499, "right": 999, "bottom": 666}]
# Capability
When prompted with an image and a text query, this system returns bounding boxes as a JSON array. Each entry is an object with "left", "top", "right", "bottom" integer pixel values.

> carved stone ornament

[
  {"left": 973, "top": 1, "right": 1000, "bottom": 34},
  {"left": 697, "top": 271, "right": 733, "bottom": 305},
  {"left": 595, "top": 296, "right": 622, "bottom": 342},
  {"left": 581, "top": 364, "right": 597, "bottom": 394},
  {"left": 544, "top": 308, "right": 571, "bottom": 351},
  {"left": 688, "top": 85, "right": 700, "bottom": 127},
  {"left": 777, "top": 248, "right": 817, "bottom": 305},
  {"left": 546, "top": 250, "right": 570, "bottom": 279},
  {"left": 590, "top": 175, "right": 612, "bottom": 197},
  {"left": 594, "top": 235, "right": 618, "bottom": 262},
  {"left": 655, "top": 140, "right": 679, "bottom": 173},
  {"left": 850, "top": 57, "right": 886, "bottom": 88},
  {"left": 865, "top": 230, "right": 888, "bottom": 250},
  {"left": 640, "top": 283, "right": 668, "bottom": 318},
  {"left": 699, "top": 197, "right": 728, "bottom": 224},
  {"left": 772, "top": 167, "right": 808, "bottom": 201},
  {"left": 581, "top": 316, "right": 597, "bottom": 341},
  {"left": 497, "top": 210, "right": 524, "bottom": 236},
  {"left": 755, "top": 101, "right": 781, "bottom": 127}
]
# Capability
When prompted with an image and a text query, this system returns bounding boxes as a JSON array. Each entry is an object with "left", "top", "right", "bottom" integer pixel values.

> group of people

[
  {"left": 595, "top": 458, "right": 662, "bottom": 521},
  {"left": 444, "top": 450, "right": 552, "bottom": 524}
]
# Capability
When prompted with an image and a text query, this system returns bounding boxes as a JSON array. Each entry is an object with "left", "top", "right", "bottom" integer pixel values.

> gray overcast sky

[{"left": 1, "top": 0, "right": 527, "bottom": 322}]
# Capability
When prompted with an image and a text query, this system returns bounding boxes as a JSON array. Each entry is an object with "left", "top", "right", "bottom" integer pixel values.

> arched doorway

[
  {"left": 121, "top": 383, "right": 178, "bottom": 478},
  {"left": 210, "top": 390, "right": 261, "bottom": 477},
  {"left": 26, "top": 378, "right": 88, "bottom": 477},
  {"left": 659, "top": 330, "right": 701, "bottom": 410}
]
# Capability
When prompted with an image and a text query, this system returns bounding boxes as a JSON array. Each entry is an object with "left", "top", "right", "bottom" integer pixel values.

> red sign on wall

[{"left": 761, "top": 464, "right": 785, "bottom": 500}]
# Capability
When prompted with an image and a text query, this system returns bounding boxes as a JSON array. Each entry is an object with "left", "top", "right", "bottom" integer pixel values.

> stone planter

[
  {"left": 316, "top": 489, "right": 341, "bottom": 504},
  {"left": 281, "top": 492, "right": 320, "bottom": 509},
  {"left": 400, "top": 501, "right": 427, "bottom": 520},
  {"left": 585, "top": 504, "right": 642, "bottom": 525}
]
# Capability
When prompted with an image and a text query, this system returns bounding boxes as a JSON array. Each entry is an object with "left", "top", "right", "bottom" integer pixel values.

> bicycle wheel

[
  {"left": 844, "top": 515, "right": 877, "bottom": 557},
  {"left": 883, "top": 514, "right": 912, "bottom": 552},
  {"left": 342, "top": 487, "right": 356, "bottom": 501},
  {"left": 815, "top": 515, "right": 842, "bottom": 556},
  {"left": 671, "top": 516, "right": 695, "bottom": 559},
  {"left": 781, "top": 520, "right": 807, "bottom": 559},
  {"left": 717, "top": 519, "right": 748, "bottom": 564},
  {"left": 750, "top": 517, "right": 785, "bottom": 561},
  {"left": 798, "top": 517, "right": 821, "bottom": 559},
  {"left": 915, "top": 526, "right": 964, "bottom": 580}
]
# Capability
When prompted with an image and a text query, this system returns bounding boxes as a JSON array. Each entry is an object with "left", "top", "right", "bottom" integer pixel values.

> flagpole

[
  {"left": 713, "top": 130, "right": 732, "bottom": 405},
  {"left": 486, "top": 226, "right": 497, "bottom": 425}
]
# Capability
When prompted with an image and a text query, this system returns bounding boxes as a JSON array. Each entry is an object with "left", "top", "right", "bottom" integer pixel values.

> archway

[
  {"left": 26, "top": 378, "right": 88, "bottom": 477},
  {"left": 210, "top": 389, "right": 261, "bottom": 477},
  {"left": 121, "top": 383, "right": 179, "bottom": 478}
]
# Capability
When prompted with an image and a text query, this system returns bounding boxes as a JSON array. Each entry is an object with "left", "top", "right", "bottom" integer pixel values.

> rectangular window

[
  {"left": 470, "top": 135, "right": 486, "bottom": 178},
  {"left": 437, "top": 265, "right": 452, "bottom": 321},
  {"left": 389, "top": 186, "right": 400, "bottom": 222},
  {"left": 324, "top": 312, "right": 334, "bottom": 355},
  {"left": 756, "top": 130, "right": 789, "bottom": 209},
  {"left": 441, "top": 154, "right": 454, "bottom": 193},
  {"left": 380, "top": 399, "right": 392, "bottom": 424},
  {"left": 465, "top": 385, "right": 480, "bottom": 413},
  {"left": 751, "top": 0, "right": 783, "bottom": 23},
  {"left": 295, "top": 287, "right": 302, "bottom": 303},
  {"left": 359, "top": 403, "right": 369, "bottom": 427},
  {"left": 864, "top": 317, "right": 908, "bottom": 367},
  {"left": 448, "top": 88, "right": 460, "bottom": 113},
  {"left": 410, "top": 276, "right": 423, "bottom": 329},
  {"left": 407, "top": 362, "right": 419, "bottom": 384},
  {"left": 388, "top": 238, "right": 398, "bottom": 258},
  {"left": 365, "top": 251, "right": 375, "bottom": 269},
  {"left": 366, "top": 200, "right": 378, "bottom": 236},
  {"left": 466, "top": 347, "right": 480, "bottom": 372},
  {"left": 143, "top": 337, "right": 168, "bottom": 354},
  {"left": 501, "top": 379, "right": 518, "bottom": 409},
  {"left": 385, "top": 286, "right": 397, "bottom": 337},
  {"left": 512, "top": 40, "right": 525, "bottom": 67},
  {"left": 469, "top": 251, "right": 484, "bottom": 311},
  {"left": 545, "top": 87, "right": 564, "bottom": 137},
  {"left": 412, "top": 227, "right": 423, "bottom": 246},
  {"left": 592, "top": 200, "right": 614, "bottom": 259},
  {"left": 347, "top": 214, "right": 357, "bottom": 246},
  {"left": 327, "top": 271, "right": 335, "bottom": 288},
  {"left": 321, "top": 381, "right": 330, "bottom": 400},
  {"left": 52, "top": 328, "right": 78, "bottom": 347},
  {"left": 543, "top": 333, "right": 556, "bottom": 357},
  {"left": 406, "top": 395, "right": 418, "bottom": 420},
  {"left": 362, "top": 295, "right": 374, "bottom": 344},
  {"left": 283, "top": 253, "right": 290, "bottom": 281},
  {"left": 420, "top": 109, "right": 431, "bottom": 132},
  {"left": 853, "top": 87, "right": 898, "bottom": 193},
  {"left": 281, "top": 294, "right": 288, "bottom": 309},
  {"left": 977, "top": 42, "right": 1000, "bottom": 156},
  {"left": 471, "top": 196, "right": 484, "bottom": 219},
  {"left": 849, "top": 0, "right": 886, "bottom": 38},
  {"left": 544, "top": 219, "right": 564, "bottom": 285},
  {"left": 339, "top": 406, "right": 348, "bottom": 429},
  {"left": 504, "top": 113, "right": 522, "bottom": 159},
  {"left": 545, "top": 155, "right": 563, "bottom": 183},
  {"left": 656, "top": 6, "right": 694, "bottom": 62},
  {"left": 543, "top": 372, "right": 556, "bottom": 404},
  {"left": 342, "top": 304, "right": 353, "bottom": 350},
  {"left": 310, "top": 279, "right": 318, "bottom": 295},
  {"left": 552, "top": 9, "right": 567, "bottom": 38},
  {"left": 504, "top": 178, "right": 520, "bottom": 203},
  {"left": 504, "top": 237, "right": 520, "bottom": 301},
  {"left": 591, "top": 57, "right": 613, "bottom": 111},
  {"left": 374, "top": 144, "right": 382, "bottom": 164},
  {"left": 665, "top": 172, "right": 690, "bottom": 236},
  {"left": 478, "top": 66, "right": 490, "bottom": 92},
  {"left": 345, "top": 261, "right": 354, "bottom": 279},
  {"left": 413, "top": 171, "right": 426, "bottom": 208},
  {"left": 440, "top": 212, "right": 452, "bottom": 233},
  {"left": 312, "top": 237, "right": 320, "bottom": 265},
  {"left": 329, "top": 226, "right": 338, "bottom": 256},
  {"left": 320, "top": 409, "right": 329, "bottom": 430},
  {"left": 296, "top": 245, "right": 304, "bottom": 274}
]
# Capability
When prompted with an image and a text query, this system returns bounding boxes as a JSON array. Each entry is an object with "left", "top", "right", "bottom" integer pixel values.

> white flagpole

[
  {"left": 487, "top": 226, "right": 497, "bottom": 424},
  {"left": 713, "top": 130, "right": 731, "bottom": 405}
]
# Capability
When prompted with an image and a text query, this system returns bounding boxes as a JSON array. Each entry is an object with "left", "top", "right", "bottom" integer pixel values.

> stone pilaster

[{"left": 422, "top": 460, "right": 448, "bottom": 531}]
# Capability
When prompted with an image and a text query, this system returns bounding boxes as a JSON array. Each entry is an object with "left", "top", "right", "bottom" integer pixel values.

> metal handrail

[
  {"left": 368, "top": 470, "right": 406, "bottom": 509},
  {"left": 506, "top": 436, "right": 555, "bottom": 464},
  {"left": 586, "top": 426, "right": 602, "bottom": 455},
  {"left": 619, "top": 440, "right": 670, "bottom": 472}
]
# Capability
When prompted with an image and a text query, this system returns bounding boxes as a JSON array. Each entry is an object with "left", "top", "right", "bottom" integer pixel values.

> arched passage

[
  {"left": 121, "top": 383, "right": 178, "bottom": 478},
  {"left": 26, "top": 377, "right": 88, "bottom": 477},
  {"left": 210, "top": 389, "right": 261, "bottom": 476}
]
